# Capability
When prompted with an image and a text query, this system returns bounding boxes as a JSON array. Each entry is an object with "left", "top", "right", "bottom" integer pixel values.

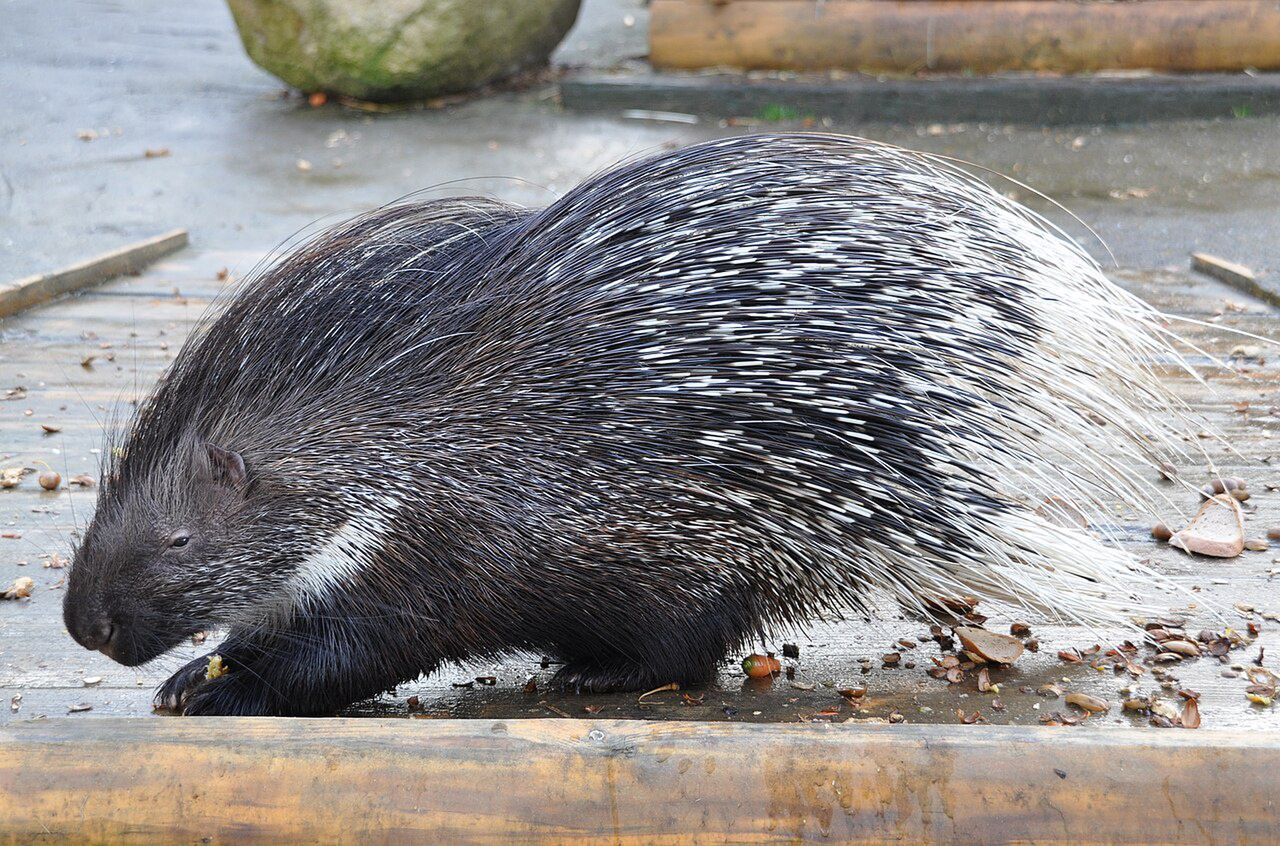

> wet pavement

[{"left": 2, "top": 0, "right": 1280, "bottom": 729}]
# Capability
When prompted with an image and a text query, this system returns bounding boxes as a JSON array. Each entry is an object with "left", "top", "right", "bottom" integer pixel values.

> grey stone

[{"left": 228, "top": 0, "right": 582, "bottom": 101}]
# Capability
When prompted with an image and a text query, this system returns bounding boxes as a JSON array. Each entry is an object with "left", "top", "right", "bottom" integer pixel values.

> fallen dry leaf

[{"left": 3, "top": 577, "right": 34, "bottom": 600}]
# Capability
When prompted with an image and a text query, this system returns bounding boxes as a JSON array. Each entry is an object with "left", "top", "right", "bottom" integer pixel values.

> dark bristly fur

[{"left": 64, "top": 134, "right": 1185, "bottom": 716}]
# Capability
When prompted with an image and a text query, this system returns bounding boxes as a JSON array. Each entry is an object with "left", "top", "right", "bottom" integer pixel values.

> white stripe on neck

[{"left": 292, "top": 497, "right": 398, "bottom": 599}]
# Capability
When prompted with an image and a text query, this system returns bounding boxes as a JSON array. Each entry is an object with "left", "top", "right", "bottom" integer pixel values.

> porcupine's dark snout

[
  {"left": 63, "top": 570, "right": 139, "bottom": 665},
  {"left": 65, "top": 605, "right": 117, "bottom": 657}
]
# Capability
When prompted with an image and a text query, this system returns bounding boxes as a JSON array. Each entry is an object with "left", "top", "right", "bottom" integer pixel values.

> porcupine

[{"left": 63, "top": 134, "right": 1191, "bottom": 716}]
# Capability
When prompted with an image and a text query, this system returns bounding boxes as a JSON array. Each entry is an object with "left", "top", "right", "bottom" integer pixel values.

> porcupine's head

[
  {"left": 61, "top": 199, "right": 524, "bottom": 667},
  {"left": 61, "top": 427, "right": 298, "bottom": 666}
]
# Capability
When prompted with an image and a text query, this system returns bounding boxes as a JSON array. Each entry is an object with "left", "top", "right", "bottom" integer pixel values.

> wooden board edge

[
  {"left": 0, "top": 230, "right": 190, "bottom": 320},
  {"left": 0, "top": 718, "right": 1276, "bottom": 843}
]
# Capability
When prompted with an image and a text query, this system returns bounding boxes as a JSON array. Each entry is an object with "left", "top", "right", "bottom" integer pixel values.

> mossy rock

[{"left": 227, "top": 0, "right": 582, "bottom": 102}]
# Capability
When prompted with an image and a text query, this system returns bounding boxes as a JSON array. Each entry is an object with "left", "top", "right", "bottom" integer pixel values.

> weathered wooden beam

[
  {"left": 651, "top": 0, "right": 1280, "bottom": 74},
  {"left": 0, "top": 719, "right": 1276, "bottom": 843},
  {"left": 0, "top": 230, "right": 189, "bottom": 319}
]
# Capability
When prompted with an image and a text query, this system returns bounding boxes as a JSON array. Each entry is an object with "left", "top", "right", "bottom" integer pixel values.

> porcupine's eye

[{"left": 169, "top": 533, "right": 191, "bottom": 549}]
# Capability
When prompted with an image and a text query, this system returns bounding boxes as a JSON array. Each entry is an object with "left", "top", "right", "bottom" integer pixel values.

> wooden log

[
  {"left": 651, "top": 0, "right": 1280, "bottom": 74},
  {"left": 0, "top": 230, "right": 189, "bottom": 319},
  {"left": 0, "top": 718, "right": 1277, "bottom": 843}
]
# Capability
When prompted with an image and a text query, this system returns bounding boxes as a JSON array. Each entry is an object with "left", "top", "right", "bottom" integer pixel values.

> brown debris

[
  {"left": 955, "top": 626, "right": 1024, "bottom": 665},
  {"left": 1064, "top": 692, "right": 1110, "bottom": 714},
  {"left": 2, "top": 577, "right": 34, "bottom": 600},
  {"left": 1159, "top": 639, "right": 1201, "bottom": 658},
  {"left": 1, "top": 467, "right": 30, "bottom": 489},
  {"left": 1169, "top": 494, "right": 1245, "bottom": 558},
  {"left": 1181, "top": 697, "right": 1202, "bottom": 729}
]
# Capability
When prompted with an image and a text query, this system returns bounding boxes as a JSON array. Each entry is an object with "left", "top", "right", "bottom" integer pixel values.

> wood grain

[
  {"left": 0, "top": 718, "right": 1277, "bottom": 843},
  {"left": 651, "top": 0, "right": 1280, "bottom": 74}
]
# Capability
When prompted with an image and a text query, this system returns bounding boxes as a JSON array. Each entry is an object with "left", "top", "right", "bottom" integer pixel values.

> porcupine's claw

[{"left": 154, "top": 653, "right": 216, "bottom": 713}]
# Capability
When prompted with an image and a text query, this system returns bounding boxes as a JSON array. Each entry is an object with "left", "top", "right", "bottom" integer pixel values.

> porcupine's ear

[{"left": 205, "top": 443, "right": 247, "bottom": 489}]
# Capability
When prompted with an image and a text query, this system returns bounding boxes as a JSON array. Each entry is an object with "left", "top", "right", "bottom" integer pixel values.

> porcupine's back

[{"left": 116, "top": 134, "right": 1187, "bottom": 639}]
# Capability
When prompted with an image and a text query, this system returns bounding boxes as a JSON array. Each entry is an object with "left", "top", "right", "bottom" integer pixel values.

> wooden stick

[
  {"left": 0, "top": 229, "right": 189, "bottom": 319},
  {"left": 0, "top": 718, "right": 1276, "bottom": 842}
]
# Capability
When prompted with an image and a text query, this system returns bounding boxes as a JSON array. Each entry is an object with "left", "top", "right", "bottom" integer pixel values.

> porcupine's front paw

[
  {"left": 155, "top": 652, "right": 275, "bottom": 716},
  {"left": 154, "top": 653, "right": 218, "bottom": 713},
  {"left": 179, "top": 669, "right": 277, "bottom": 716}
]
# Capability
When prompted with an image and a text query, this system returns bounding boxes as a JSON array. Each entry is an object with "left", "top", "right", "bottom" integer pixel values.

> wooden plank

[
  {"left": 650, "top": 0, "right": 1280, "bottom": 74},
  {"left": 0, "top": 230, "right": 189, "bottom": 320},
  {"left": 1190, "top": 252, "right": 1279, "bottom": 308},
  {"left": 0, "top": 719, "right": 1276, "bottom": 843}
]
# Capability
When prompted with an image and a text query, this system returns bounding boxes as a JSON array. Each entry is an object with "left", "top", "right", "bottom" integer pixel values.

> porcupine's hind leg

[
  {"left": 548, "top": 587, "right": 761, "bottom": 694},
  {"left": 550, "top": 652, "right": 721, "bottom": 694}
]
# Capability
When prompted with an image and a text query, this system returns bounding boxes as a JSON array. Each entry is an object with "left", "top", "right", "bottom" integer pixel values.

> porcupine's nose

[{"left": 70, "top": 615, "right": 118, "bottom": 658}]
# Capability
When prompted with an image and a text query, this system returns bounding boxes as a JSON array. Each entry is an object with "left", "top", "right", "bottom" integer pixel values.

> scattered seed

[
  {"left": 1201, "top": 477, "right": 1247, "bottom": 497},
  {"left": 1064, "top": 692, "right": 1109, "bottom": 714},
  {"left": 38, "top": 471, "right": 60, "bottom": 491},
  {"left": 1160, "top": 640, "right": 1201, "bottom": 657}
]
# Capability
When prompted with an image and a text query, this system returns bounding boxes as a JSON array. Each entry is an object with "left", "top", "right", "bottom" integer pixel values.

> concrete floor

[{"left": 2, "top": 0, "right": 1280, "bottom": 729}]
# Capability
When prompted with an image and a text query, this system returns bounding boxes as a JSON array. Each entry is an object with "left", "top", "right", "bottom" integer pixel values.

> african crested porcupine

[{"left": 63, "top": 134, "right": 1190, "bottom": 716}]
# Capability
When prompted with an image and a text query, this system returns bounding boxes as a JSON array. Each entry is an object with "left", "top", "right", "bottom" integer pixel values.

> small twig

[
  {"left": 537, "top": 700, "right": 573, "bottom": 719},
  {"left": 637, "top": 682, "right": 680, "bottom": 703}
]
